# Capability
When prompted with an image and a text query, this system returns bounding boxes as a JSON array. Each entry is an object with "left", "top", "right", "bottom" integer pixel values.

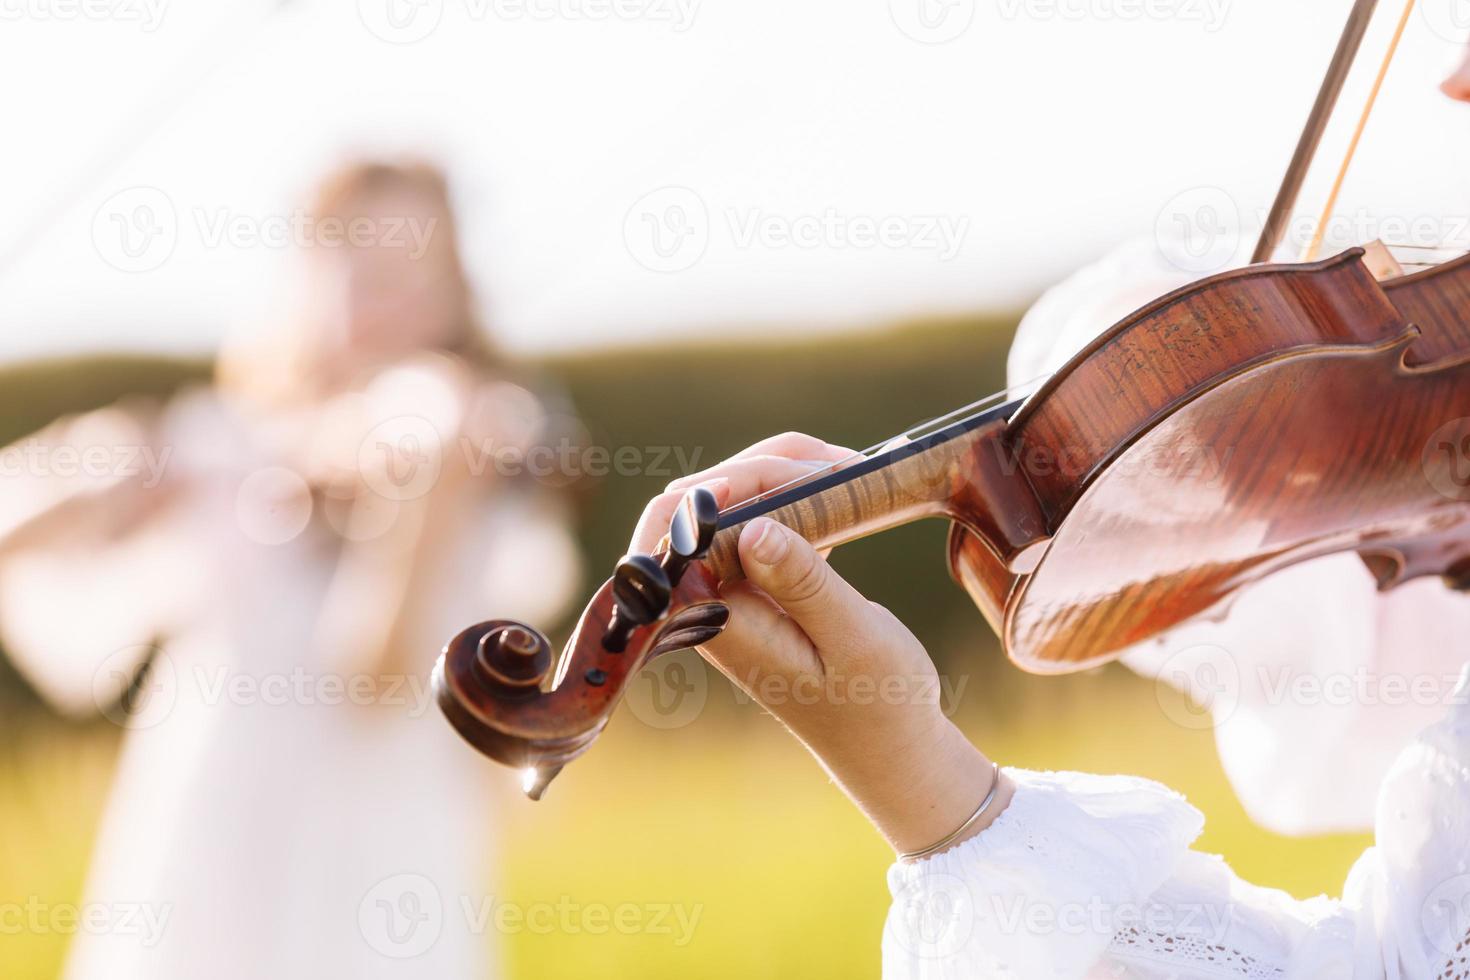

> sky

[{"left": 0, "top": 0, "right": 1467, "bottom": 362}]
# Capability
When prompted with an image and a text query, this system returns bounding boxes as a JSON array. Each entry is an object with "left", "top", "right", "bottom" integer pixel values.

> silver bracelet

[{"left": 898, "top": 761, "right": 1002, "bottom": 862}]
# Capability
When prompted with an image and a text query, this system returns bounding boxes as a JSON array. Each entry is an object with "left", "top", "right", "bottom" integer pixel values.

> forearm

[{"left": 794, "top": 707, "right": 1013, "bottom": 858}]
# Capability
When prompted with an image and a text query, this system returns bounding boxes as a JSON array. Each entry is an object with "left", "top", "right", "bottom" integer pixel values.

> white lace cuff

[{"left": 882, "top": 768, "right": 1204, "bottom": 979}]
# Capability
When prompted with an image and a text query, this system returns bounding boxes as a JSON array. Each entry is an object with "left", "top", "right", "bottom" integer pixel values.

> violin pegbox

[{"left": 601, "top": 486, "right": 721, "bottom": 652}]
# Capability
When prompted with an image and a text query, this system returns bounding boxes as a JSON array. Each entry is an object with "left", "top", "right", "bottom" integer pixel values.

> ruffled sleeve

[
  {"left": 881, "top": 667, "right": 1470, "bottom": 980},
  {"left": 1354, "top": 663, "right": 1470, "bottom": 979},
  {"left": 882, "top": 769, "right": 1204, "bottom": 978}
]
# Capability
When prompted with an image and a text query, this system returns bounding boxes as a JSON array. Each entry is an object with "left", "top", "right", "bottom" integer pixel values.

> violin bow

[{"left": 1253, "top": 0, "right": 1419, "bottom": 264}]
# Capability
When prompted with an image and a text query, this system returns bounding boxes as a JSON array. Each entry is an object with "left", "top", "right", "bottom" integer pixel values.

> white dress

[
  {"left": 0, "top": 379, "right": 581, "bottom": 980},
  {"left": 882, "top": 240, "right": 1470, "bottom": 979}
]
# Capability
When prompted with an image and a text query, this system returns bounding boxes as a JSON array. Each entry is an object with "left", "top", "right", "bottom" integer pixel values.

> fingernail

[
  {"left": 699, "top": 477, "right": 730, "bottom": 501},
  {"left": 744, "top": 518, "right": 788, "bottom": 565}
]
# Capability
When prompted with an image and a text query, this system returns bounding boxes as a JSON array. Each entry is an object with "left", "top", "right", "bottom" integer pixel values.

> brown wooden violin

[{"left": 434, "top": 0, "right": 1470, "bottom": 798}]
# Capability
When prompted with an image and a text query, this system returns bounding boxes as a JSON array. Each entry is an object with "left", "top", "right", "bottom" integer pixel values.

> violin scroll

[
  {"left": 433, "top": 487, "right": 727, "bottom": 800},
  {"left": 470, "top": 622, "right": 553, "bottom": 698}
]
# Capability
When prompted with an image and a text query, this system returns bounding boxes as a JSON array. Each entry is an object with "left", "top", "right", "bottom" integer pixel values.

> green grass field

[{"left": 1, "top": 667, "right": 1372, "bottom": 979}]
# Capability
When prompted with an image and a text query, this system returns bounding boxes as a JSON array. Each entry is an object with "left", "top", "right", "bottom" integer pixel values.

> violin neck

[{"left": 701, "top": 398, "right": 1027, "bottom": 581}]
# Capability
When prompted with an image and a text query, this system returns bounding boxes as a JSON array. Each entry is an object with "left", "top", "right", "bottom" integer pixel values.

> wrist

[
  {"left": 807, "top": 709, "right": 1013, "bottom": 858},
  {"left": 882, "top": 720, "right": 1011, "bottom": 858}
]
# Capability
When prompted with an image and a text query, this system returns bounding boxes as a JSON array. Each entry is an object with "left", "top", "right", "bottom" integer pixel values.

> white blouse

[
  {"left": 0, "top": 381, "right": 582, "bottom": 980},
  {"left": 881, "top": 240, "right": 1470, "bottom": 979}
]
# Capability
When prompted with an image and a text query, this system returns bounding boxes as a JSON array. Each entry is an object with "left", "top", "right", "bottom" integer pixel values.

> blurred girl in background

[{"left": 0, "top": 162, "right": 580, "bottom": 979}]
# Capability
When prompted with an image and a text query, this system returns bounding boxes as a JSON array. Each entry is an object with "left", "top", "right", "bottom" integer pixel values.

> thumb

[{"left": 737, "top": 517, "right": 877, "bottom": 652}]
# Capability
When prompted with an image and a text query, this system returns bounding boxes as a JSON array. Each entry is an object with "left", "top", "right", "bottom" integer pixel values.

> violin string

[
  {"left": 1382, "top": 243, "right": 1467, "bottom": 267},
  {"left": 1382, "top": 242, "right": 1462, "bottom": 251},
  {"left": 721, "top": 369, "right": 1055, "bottom": 512}
]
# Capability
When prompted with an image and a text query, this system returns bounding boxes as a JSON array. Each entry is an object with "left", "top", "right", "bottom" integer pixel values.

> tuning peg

[
  {"left": 660, "top": 486, "right": 720, "bottom": 586},
  {"left": 602, "top": 553, "right": 672, "bottom": 652}
]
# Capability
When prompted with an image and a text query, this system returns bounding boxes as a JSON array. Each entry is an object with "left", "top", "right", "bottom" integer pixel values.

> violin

[{"left": 434, "top": 0, "right": 1470, "bottom": 799}]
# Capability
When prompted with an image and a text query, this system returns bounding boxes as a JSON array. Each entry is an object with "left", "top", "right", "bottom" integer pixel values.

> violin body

[
  {"left": 435, "top": 247, "right": 1470, "bottom": 795},
  {"left": 951, "top": 248, "right": 1470, "bottom": 672}
]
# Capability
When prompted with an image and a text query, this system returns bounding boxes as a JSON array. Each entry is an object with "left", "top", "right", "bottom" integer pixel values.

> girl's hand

[
  {"left": 632, "top": 432, "right": 1013, "bottom": 858},
  {"left": 1443, "top": 44, "right": 1470, "bottom": 103}
]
